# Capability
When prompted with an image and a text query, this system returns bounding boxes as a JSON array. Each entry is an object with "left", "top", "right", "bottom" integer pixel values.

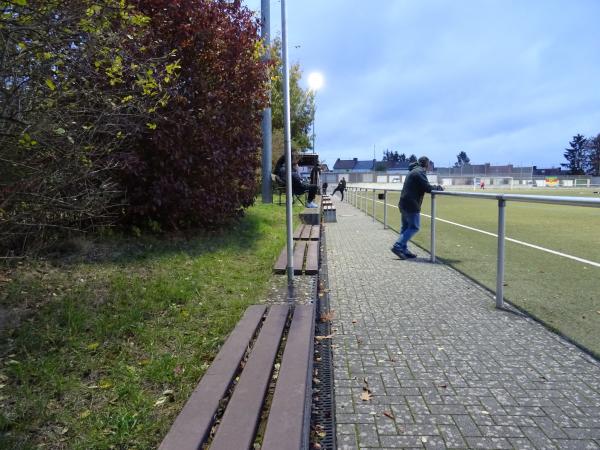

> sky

[{"left": 243, "top": 0, "right": 600, "bottom": 168}]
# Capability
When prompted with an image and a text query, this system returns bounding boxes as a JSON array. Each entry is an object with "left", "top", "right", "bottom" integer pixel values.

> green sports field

[{"left": 352, "top": 186, "right": 600, "bottom": 357}]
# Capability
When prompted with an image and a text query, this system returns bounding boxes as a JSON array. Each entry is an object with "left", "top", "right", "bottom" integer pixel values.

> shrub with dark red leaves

[{"left": 122, "top": 0, "right": 268, "bottom": 229}]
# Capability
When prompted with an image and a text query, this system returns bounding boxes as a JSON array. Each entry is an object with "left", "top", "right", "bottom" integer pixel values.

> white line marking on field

[
  {"left": 421, "top": 213, "right": 600, "bottom": 268},
  {"left": 361, "top": 196, "right": 600, "bottom": 268}
]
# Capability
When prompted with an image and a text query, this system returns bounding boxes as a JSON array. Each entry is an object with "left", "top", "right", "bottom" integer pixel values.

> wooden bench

[
  {"left": 159, "top": 303, "right": 315, "bottom": 450},
  {"left": 323, "top": 204, "right": 336, "bottom": 223},
  {"left": 293, "top": 224, "right": 321, "bottom": 241},
  {"left": 299, "top": 197, "right": 321, "bottom": 225},
  {"left": 273, "top": 240, "right": 319, "bottom": 275}
]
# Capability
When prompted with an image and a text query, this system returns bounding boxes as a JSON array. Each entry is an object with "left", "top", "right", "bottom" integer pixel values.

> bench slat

[
  {"left": 300, "top": 225, "right": 311, "bottom": 240},
  {"left": 305, "top": 241, "right": 319, "bottom": 274},
  {"left": 293, "top": 224, "right": 305, "bottom": 240},
  {"left": 262, "top": 304, "right": 315, "bottom": 450},
  {"left": 158, "top": 305, "right": 267, "bottom": 450},
  {"left": 273, "top": 244, "right": 288, "bottom": 273},
  {"left": 293, "top": 241, "right": 307, "bottom": 274},
  {"left": 309, "top": 225, "right": 320, "bottom": 241},
  {"left": 211, "top": 305, "right": 289, "bottom": 450}
]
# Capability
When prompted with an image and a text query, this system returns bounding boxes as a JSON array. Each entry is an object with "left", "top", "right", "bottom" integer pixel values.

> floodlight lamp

[{"left": 308, "top": 72, "right": 324, "bottom": 91}]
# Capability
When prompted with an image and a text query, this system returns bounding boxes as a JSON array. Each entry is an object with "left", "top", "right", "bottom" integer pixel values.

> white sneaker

[{"left": 307, "top": 201, "right": 318, "bottom": 208}]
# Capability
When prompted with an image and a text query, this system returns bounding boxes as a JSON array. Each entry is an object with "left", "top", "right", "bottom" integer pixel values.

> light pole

[
  {"left": 260, "top": 0, "right": 272, "bottom": 203},
  {"left": 307, "top": 72, "right": 323, "bottom": 153}
]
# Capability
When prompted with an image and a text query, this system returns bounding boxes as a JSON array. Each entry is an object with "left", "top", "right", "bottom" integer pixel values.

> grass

[
  {"left": 356, "top": 187, "right": 600, "bottom": 357},
  {"left": 0, "top": 200, "right": 299, "bottom": 449}
]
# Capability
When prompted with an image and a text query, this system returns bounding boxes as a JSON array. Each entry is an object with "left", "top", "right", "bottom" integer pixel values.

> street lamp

[{"left": 308, "top": 72, "right": 324, "bottom": 153}]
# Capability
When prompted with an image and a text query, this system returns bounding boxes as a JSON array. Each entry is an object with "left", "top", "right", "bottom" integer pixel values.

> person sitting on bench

[{"left": 292, "top": 162, "right": 319, "bottom": 208}]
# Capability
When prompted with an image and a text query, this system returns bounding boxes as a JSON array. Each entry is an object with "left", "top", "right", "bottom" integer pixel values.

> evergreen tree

[
  {"left": 586, "top": 134, "right": 600, "bottom": 176},
  {"left": 561, "top": 134, "right": 588, "bottom": 175},
  {"left": 408, "top": 154, "right": 417, "bottom": 163},
  {"left": 454, "top": 151, "right": 470, "bottom": 167}
]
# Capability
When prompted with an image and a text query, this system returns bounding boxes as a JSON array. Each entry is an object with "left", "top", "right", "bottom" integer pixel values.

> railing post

[
  {"left": 361, "top": 188, "right": 364, "bottom": 212},
  {"left": 430, "top": 193, "right": 436, "bottom": 263},
  {"left": 372, "top": 189, "right": 375, "bottom": 222},
  {"left": 496, "top": 198, "right": 506, "bottom": 308},
  {"left": 383, "top": 190, "right": 387, "bottom": 229}
]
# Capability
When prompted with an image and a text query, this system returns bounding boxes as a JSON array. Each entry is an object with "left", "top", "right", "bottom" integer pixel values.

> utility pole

[
  {"left": 260, "top": 0, "right": 273, "bottom": 203},
  {"left": 281, "top": 0, "right": 294, "bottom": 285}
]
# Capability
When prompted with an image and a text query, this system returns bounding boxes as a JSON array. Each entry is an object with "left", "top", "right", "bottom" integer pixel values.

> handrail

[{"left": 346, "top": 185, "right": 600, "bottom": 309}]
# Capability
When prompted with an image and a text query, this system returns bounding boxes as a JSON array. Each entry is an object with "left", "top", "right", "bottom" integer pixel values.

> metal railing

[{"left": 346, "top": 186, "right": 600, "bottom": 309}]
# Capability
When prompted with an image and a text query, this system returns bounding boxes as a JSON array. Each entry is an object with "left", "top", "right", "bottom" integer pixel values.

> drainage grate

[{"left": 311, "top": 228, "right": 336, "bottom": 450}]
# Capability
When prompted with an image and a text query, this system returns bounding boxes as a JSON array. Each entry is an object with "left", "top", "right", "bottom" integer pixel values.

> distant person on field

[
  {"left": 332, "top": 177, "right": 346, "bottom": 200},
  {"left": 292, "top": 162, "right": 319, "bottom": 208},
  {"left": 480, "top": 180, "right": 485, "bottom": 189},
  {"left": 322, "top": 182, "right": 328, "bottom": 195},
  {"left": 391, "top": 156, "right": 443, "bottom": 260}
]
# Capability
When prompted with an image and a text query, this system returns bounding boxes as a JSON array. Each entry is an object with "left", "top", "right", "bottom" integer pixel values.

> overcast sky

[{"left": 243, "top": 0, "right": 600, "bottom": 168}]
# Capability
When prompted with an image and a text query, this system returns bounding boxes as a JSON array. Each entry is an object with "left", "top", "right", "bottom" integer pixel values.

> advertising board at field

[{"left": 545, "top": 177, "right": 559, "bottom": 187}]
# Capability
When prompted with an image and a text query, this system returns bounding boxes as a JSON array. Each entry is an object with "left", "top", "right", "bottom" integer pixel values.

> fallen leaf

[
  {"left": 154, "top": 390, "right": 175, "bottom": 407},
  {"left": 79, "top": 410, "right": 91, "bottom": 419},
  {"left": 86, "top": 342, "right": 100, "bottom": 351},
  {"left": 383, "top": 410, "right": 395, "bottom": 420},
  {"left": 99, "top": 380, "right": 113, "bottom": 389},
  {"left": 320, "top": 310, "right": 335, "bottom": 322},
  {"left": 360, "top": 391, "right": 372, "bottom": 402},
  {"left": 315, "top": 334, "right": 335, "bottom": 340}
]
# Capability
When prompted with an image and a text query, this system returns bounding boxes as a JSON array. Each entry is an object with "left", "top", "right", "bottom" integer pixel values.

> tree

[
  {"left": 454, "top": 151, "right": 470, "bottom": 167},
  {"left": 269, "top": 38, "right": 314, "bottom": 166},
  {"left": 120, "top": 0, "right": 268, "bottom": 229},
  {"left": 382, "top": 150, "right": 397, "bottom": 162},
  {"left": 398, "top": 153, "right": 407, "bottom": 163},
  {"left": 561, "top": 134, "right": 588, "bottom": 175},
  {"left": 408, "top": 154, "right": 417, "bottom": 163},
  {"left": 0, "top": 0, "right": 174, "bottom": 251},
  {"left": 586, "top": 134, "right": 600, "bottom": 176}
]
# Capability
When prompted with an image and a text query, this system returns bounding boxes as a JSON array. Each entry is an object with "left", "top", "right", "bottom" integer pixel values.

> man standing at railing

[{"left": 391, "top": 156, "right": 443, "bottom": 259}]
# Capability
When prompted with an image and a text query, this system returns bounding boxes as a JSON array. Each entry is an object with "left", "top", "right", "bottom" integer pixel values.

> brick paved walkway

[{"left": 326, "top": 199, "right": 600, "bottom": 449}]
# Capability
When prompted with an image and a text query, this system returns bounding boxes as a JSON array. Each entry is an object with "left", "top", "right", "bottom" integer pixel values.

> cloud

[{"left": 244, "top": 0, "right": 600, "bottom": 167}]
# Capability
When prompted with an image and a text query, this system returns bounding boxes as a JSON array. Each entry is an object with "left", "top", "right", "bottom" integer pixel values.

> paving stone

[
  {"left": 464, "top": 437, "right": 512, "bottom": 449},
  {"left": 521, "top": 426, "right": 559, "bottom": 449},
  {"left": 452, "top": 414, "right": 482, "bottom": 437},
  {"left": 478, "top": 425, "right": 525, "bottom": 438},
  {"left": 357, "top": 423, "right": 380, "bottom": 447},
  {"left": 379, "top": 434, "right": 426, "bottom": 447},
  {"left": 438, "top": 424, "right": 468, "bottom": 448},
  {"left": 337, "top": 431, "right": 359, "bottom": 450},
  {"left": 563, "top": 428, "right": 600, "bottom": 439},
  {"left": 555, "top": 440, "right": 600, "bottom": 449}
]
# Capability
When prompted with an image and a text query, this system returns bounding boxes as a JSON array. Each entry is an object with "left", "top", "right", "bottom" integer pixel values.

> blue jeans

[{"left": 393, "top": 210, "right": 420, "bottom": 252}]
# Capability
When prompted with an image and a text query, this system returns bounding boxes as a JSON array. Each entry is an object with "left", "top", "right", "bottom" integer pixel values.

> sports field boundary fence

[{"left": 346, "top": 186, "right": 600, "bottom": 310}]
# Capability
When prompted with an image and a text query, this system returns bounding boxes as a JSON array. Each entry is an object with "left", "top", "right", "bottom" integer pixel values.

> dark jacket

[
  {"left": 399, "top": 162, "right": 437, "bottom": 213},
  {"left": 291, "top": 171, "right": 306, "bottom": 195}
]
